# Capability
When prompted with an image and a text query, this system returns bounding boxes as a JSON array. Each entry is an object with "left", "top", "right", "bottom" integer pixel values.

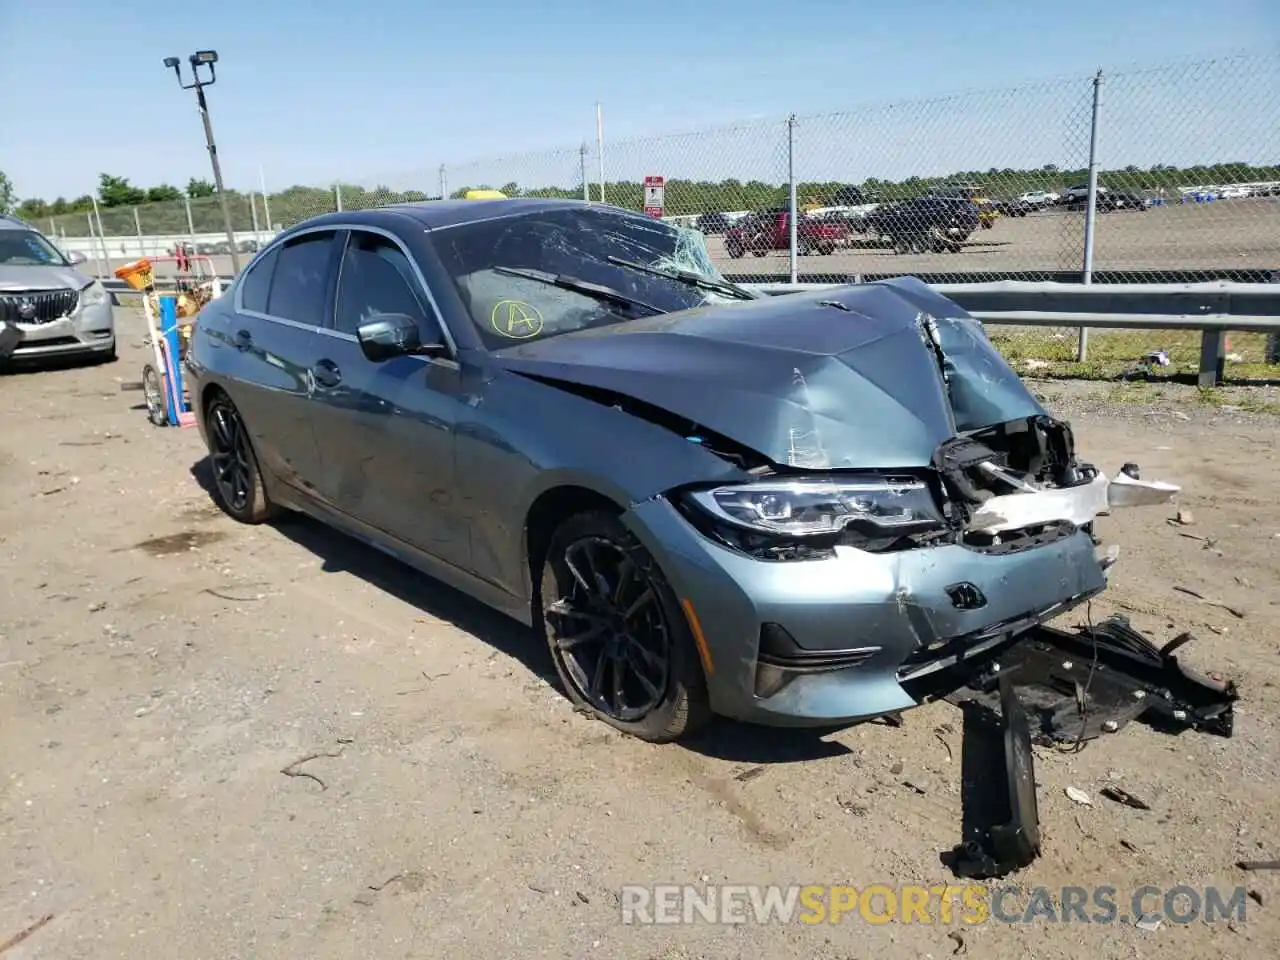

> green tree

[
  {"left": 147, "top": 184, "right": 183, "bottom": 203},
  {"left": 98, "top": 173, "right": 146, "bottom": 207},
  {"left": 0, "top": 170, "right": 14, "bottom": 214},
  {"left": 187, "top": 178, "right": 215, "bottom": 199}
]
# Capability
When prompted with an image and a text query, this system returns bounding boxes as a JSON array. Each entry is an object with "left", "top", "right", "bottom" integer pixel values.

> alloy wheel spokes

[{"left": 551, "top": 537, "right": 672, "bottom": 720}]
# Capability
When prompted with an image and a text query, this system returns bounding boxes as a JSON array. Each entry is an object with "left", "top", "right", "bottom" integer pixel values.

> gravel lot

[
  {"left": 82, "top": 198, "right": 1280, "bottom": 283},
  {"left": 3, "top": 307, "right": 1279, "bottom": 959}
]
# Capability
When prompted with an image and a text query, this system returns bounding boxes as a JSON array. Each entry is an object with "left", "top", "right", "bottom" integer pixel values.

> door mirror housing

[
  {"left": 356, "top": 313, "right": 448, "bottom": 362},
  {"left": 65, "top": 249, "right": 88, "bottom": 266}
]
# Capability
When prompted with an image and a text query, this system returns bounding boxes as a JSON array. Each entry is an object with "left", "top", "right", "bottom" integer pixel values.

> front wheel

[
  {"left": 726, "top": 238, "right": 745, "bottom": 258},
  {"left": 540, "top": 511, "right": 711, "bottom": 743}
]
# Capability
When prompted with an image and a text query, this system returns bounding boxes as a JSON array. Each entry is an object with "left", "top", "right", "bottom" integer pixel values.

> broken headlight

[{"left": 677, "top": 476, "right": 947, "bottom": 559}]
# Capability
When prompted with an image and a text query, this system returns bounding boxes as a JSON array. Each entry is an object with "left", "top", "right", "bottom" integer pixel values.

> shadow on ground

[{"left": 190, "top": 456, "right": 880, "bottom": 766}]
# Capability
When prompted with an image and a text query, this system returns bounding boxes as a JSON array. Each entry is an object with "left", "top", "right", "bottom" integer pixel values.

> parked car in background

[
  {"left": 186, "top": 197, "right": 1174, "bottom": 743},
  {"left": 724, "top": 208, "right": 850, "bottom": 257},
  {"left": 993, "top": 198, "right": 1032, "bottom": 218},
  {"left": 1018, "top": 190, "right": 1059, "bottom": 208},
  {"left": 930, "top": 183, "right": 999, "bottom": 229},
  {"left": 695, "top": 211, "right": 732, "bottom": 234},
  {"left": 1065, "top": 190, "right": 1146, "bottom": 212},
  {"left": 865, "top": 197, "right": 981, "bottom": 253},
  {"left": 0, "top": 213, "right": 115, "bottom": 366}
]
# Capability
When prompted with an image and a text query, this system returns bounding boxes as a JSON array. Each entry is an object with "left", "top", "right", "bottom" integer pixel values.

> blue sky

[{"left": 1, "top": 0, "right": 1276, "bottom": 201}]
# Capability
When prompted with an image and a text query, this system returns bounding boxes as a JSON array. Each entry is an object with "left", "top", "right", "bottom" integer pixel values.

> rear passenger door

[
  {"left": 229, "top": 229, "right": 339, "bottom": 497},
  {"left": 309, "top": 228, "right": 471, "bottom": 570}
]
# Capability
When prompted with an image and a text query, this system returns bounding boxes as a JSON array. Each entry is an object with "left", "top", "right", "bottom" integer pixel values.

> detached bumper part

[
  {"left": 948, "top": 614, "right": 1238, "bottom": 742},
  {"left": 951, "top": 674, "right": 1042, "bottom": 879}
]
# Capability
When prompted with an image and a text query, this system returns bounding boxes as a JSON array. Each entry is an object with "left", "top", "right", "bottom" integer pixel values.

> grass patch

[{"left": 989, "top": 328, "right": 1279, "bottom": 384}]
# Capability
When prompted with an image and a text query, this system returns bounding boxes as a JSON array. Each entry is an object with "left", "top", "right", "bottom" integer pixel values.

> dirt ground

[{"left": 3, "top": 307, "right": 1279, "bottom": 959}]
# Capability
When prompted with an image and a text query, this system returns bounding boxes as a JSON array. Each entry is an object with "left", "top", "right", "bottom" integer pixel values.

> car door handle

[
  {"left": 233, "top": 329, "right": 253, "bottom": 351},
  {"left": 312, "top": 359, "right": 342, "bottom": 388}
]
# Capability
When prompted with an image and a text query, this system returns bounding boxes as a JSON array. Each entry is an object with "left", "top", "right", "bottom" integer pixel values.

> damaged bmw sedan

[{"left": 187, "top": 198, "right": 1177, "bottom": 742}]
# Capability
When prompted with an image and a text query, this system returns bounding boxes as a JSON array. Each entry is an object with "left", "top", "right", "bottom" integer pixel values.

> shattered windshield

[{"left": 428, "top": 207, "right": 741, "bottom": 349}]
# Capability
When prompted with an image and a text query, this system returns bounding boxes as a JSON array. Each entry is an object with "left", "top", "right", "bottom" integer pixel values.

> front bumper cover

[{"left": 623, "top": 495, "right": 1109, "bottom": 727}]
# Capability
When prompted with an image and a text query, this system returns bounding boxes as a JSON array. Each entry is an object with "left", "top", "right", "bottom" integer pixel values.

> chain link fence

[{"left": 44, "top": 51, "right": 1278, "bottom": 379}]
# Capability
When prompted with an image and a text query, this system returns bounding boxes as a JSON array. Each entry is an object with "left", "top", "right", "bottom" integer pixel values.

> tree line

[{"left": 3, "top": 162, "right": 1275, "bottom": 239}]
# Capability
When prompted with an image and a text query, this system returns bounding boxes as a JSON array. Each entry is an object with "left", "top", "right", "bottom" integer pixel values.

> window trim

[
  {"left": 236, "top": 243, "right": 280, "bottom": 316},
  {"left": 332, "top": 228, "right": 451, "bottom": 353},
  {"left": 235, "top": 225, "right": 340, "bottom": 332},
  {"left": 235, "top": 221, "right": 457, "bottom": 356}
]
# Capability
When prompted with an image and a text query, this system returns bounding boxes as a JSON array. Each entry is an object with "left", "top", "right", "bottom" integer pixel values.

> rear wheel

[
  {"left": 726, "top": 238, "right": 745, "bottom": 258},
  {"left": 817, "top": 241, "right": 835, "bottom": 255},
  {"left": 205, "top": 392, "right": 280, "bottom": 524},
  {"left": 540, "top": 511, "right": 711, "bottom": 743}
]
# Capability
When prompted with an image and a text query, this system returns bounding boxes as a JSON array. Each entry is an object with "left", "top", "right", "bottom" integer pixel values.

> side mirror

[
  {"left": 356, "top": 313, "right": 447, "bottom": 362},
  {"left": 66, "top": 250, "right": 88, "bottom": 266}
]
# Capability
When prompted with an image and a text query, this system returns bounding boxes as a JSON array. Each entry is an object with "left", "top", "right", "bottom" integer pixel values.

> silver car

[{"left": 0, "top": 214, "right": 115, "bottom": 366}]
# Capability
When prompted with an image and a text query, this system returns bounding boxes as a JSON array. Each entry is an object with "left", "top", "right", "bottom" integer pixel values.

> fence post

[
  {"left": 259, "top": 166, "right": 273, "bottom": 233},
  {"left": 1078, "top": 69, "right": 1104, "bottom": 361},
  {"left": 580, "top": 144, "right": 589, "bottom": 201},
  {"left": 787, "top": 114, "right": 799, "bottom": 285},
  {"left": 334, "top": 184, "right": 344, "bottom": 212},
  {"left": 133, "top": 207, "right": 144, "bottom": 257},
  {"left": 86, "top": 212, "right": 105, "bottom": 280},
  {"left": 596, "top": 102, "right": 606, "bottom": 204},
  {"left": 1268, "top": 272, "right": 1280, "bottom": 364},
  {"left": 249, "top": 189, "right": 261, "bottom": 245},
  {"left": 439, "top": 164, "right": 447, "bottom": 201},
  {"left": 49, "top": 218, "right": 56, "bottom": 236},
  {"left": 184, "top": 197, "right": 197, "bottom": 254},
  {"left": 90, "top": 196, "right": 111, "bottom": 272}
]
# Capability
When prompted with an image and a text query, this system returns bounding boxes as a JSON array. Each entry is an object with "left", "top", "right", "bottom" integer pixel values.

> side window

[
  {"left": 266, "top": 231, "right": 337, "bottom": 325},
  {"left": 334, "top": 232, "right": 433, "bottom": 336},
  {"left": 238, "top": 246, "right": 278, "bottom": 314}
]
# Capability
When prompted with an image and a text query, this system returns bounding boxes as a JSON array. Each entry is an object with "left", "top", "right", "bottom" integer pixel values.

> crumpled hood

[
  {"left": 0, "top": 264, "right": 93, "bottom": 293},
  {"left": 491, "top": 276, "right": 1046, "bottom": 469}
]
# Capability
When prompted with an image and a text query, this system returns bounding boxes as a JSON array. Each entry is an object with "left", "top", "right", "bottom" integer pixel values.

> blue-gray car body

[{"left": 186, "top": 198, "right": 1137, "bottom": 731}]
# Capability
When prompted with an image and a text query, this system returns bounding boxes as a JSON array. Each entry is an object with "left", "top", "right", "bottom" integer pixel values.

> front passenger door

[{"left": 309, "top": 230, "right": 471, "bottom": 570}]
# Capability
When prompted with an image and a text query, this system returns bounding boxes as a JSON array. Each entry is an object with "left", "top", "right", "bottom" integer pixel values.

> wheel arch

[{"left": 521, "top": 483, "right": 625, "bottom": 614}]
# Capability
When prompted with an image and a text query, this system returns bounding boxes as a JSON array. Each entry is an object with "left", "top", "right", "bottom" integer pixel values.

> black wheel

[
  {"left": 540, "top": 511, "right": 711, "bottom": 743},
  {"left": 725, "top": 238, "right": 744, "bottom": 259},
  {"left": 205, "top": 392, "right": 279, "bottom": 524},
  {"left": 817, "top": 242, "right": 835, "bottom": 255},
  {"left": 142, "top": 363, "right": 168, "bottom": 426}
]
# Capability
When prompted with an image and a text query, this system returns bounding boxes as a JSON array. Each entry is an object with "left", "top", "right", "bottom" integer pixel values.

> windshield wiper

[
  {"left": 494, "top": 266, "right": 662, "bottom": 315},
  {"left": 605, "top": 256, "right": 756, "bottom": 301}
]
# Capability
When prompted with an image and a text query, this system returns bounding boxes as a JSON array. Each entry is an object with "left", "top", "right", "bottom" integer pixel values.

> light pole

[{"left": 164, "top": 50, "right": 241, "bottom": 273}]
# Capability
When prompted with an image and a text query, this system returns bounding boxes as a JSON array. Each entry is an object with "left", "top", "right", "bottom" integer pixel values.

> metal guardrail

[{"left": 743, "top": 280, "right": 1280, "bottom": 386}]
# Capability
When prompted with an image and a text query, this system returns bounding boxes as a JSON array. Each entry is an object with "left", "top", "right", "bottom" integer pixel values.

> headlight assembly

[
  {"left": 681, "top": 475, "right": 946, "bottom": 550},
  {"left": 79, "top": 280, "right": 107, "bottom": 309}
]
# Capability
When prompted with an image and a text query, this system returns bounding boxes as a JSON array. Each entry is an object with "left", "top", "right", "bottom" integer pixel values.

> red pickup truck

[{"left": 723, "top": 209, "right": 850, "bottom": 258}]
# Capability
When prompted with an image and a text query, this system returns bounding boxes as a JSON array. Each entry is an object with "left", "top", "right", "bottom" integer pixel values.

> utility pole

[{"left": 164, "top": 50, "right": 241, "bottom": 273}]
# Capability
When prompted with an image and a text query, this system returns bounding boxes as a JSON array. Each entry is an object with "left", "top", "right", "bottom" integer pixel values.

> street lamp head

[
  {"left": 163, "top": 56, "right": 180, "bottom": 69},
  {"left": 192, "top": 50, "right": 218, "bottom": 64}
]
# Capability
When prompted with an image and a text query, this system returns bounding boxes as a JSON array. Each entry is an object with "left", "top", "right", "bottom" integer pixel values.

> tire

[
  {"left": 204, "top": 392, "right": 280, "bottom": 524},
  {"left": 817, "top": 242, "right": 835, "bottom": 256},
  {"left": 726, "top": 238, "right": 744, "bottom": 259},
  {"left": 539, "top": 510, "right": 711, "bottom": 743},
  {"left": 142, "top": 363, "right": 168, "bottom": 426}
]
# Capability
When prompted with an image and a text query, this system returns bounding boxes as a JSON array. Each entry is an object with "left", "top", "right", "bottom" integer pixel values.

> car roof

[
  {"left": 0, "top": 213, "right": 38, "bottom": 232},
  {"left": 279, "top": 197, "right": 656, "bottom": 238}
]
